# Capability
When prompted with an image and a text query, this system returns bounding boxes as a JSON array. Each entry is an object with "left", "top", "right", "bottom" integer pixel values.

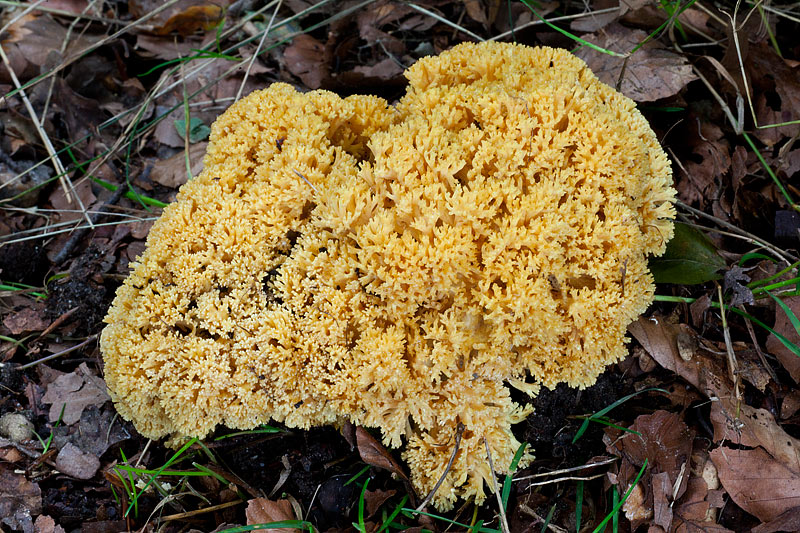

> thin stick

[
  {"left": 484, "top": 437, "right": 510, "bottom": 533},
  {"left": 522, "top": 473, "right": 605, "bottom": 488},
  {"left": 18, "top": 335, "right": 97, "bottom": 370},
  {"left": 235, "top": 0, "right": 282, "bottom": 103},
  {"left": 514, "top": 456, "right": 617, "bottom": 481},
  {"left": 414, "top": 423, "right": 465, "bottom": 512}
]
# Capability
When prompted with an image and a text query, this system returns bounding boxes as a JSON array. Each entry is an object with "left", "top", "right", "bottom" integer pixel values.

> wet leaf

[{"left": 649, "top": 222, "right": 726, "bottom": 285}]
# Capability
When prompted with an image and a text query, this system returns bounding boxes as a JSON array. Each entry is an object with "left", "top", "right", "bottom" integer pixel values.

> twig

[
  {"left": 18, "top": 335, "right": 97, "bottom": 370},
  {"left": 514, "top": 456, "right": 617, "bottom": 481},
  {"left": 235, "top": 0, "right": 282, "bottom": 102},
  {"left": 414, "top": 423, "right": 465, "bottom": 512},
  {"left": 159, "top": 500, "right": 244, "bottom": 521},
  {"left": 676, "top": 200, "right": 799, "bottom": 263},
  {"left": 484, "top": 437, "right": 510, "bottom": 533},
  {"left": 522, "top": 472, "right": 605, "bottom": 489}
]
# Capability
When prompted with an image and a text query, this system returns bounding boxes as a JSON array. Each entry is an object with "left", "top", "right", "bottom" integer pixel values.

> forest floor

[{"left": 1, "top": 0, "right": 800, "bottom": 532}]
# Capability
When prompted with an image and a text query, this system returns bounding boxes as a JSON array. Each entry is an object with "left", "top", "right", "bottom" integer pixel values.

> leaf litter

[{"left": 0, "top": 0, "right": 799, "bottom": 531}]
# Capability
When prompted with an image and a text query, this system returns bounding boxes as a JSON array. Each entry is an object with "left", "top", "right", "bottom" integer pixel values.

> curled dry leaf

[
  {"left": 575, "top": 23, "right": 696, "bottom": 102},
  {"left": 355, "top": 426, "right": 408, "bottom": 481},
  {"left": 710, "top": 446, "right": 800, "bottom": 522}
]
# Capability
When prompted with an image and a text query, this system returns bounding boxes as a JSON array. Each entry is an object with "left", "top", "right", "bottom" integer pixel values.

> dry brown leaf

[
  {"left": 245, "top": 497, "right": 299, "bottom": 532},
  {"left": 765, "top": 294, "right": 800, "bottom": 383},
  {"left": 0, "top": 14, "right": 98, "bottom": 84},
  {"left": 0, "top": 464, "right": 42, "bottom": 533},
  {"left": 576, "top": 23, "right": 696, "bottom": 102},
  {"left": 129, "top": 0, "right": 226, "bottom": 36},
  {"left": 33, "top": 514, "right": 66, "bottom": 533},
  {"left": 356, "top": 426, "right": 408, "bottom": 481},
  {"left": 151, "top": 143, "right": 208, "bottom": 188},
  {"left": 55, "top": 442, "right": 100, "bottom": 480},
  {"left": 283, "top": 34, "right": 330, "bottom": 89},
  {"left": 673, "top": 478, "right": 734, "bottom": 533},
  {"left": 3, "top": 306, "right": 50, "bottom": 335},
  {"left": 710, "top": 402, "right": 800, "bottom": 473},
  {"left": 41, "top": 363, "right": 110, "bottom": 424},
  {"left": 570, "top": 0, "right": 651, "bottom": 33},
  {"left": 752, "top": 506, "right": 800, "bottom": 533},
  {"left": 628, "top": 316, "right": 730, "bottom": 399},
  {"left": 710, "top": 446, "right": 800, "bottom": 522}
]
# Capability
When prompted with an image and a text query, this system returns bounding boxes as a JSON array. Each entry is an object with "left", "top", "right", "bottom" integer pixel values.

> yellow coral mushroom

[{"left": 101, "top": 41, "right": 675, "bottom": 510}]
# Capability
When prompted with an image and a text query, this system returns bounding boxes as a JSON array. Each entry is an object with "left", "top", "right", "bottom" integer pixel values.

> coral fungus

[{"left": 101, "top": 41, "right": 675, "bottom": 509}]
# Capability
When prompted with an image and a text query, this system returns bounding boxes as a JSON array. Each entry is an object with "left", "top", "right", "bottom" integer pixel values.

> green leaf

[
  {"left": 174, "top": 117, "right": 210, "bottom": 143},
  {"left": 649, "top": 222, "right": 726, "bottom": 284}
]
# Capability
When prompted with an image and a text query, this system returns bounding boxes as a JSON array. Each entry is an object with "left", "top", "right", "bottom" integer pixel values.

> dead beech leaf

[
  {"left": 710, "top": 446, "right": 800, "bottom": 522},
  {"left": 41, "top": 363, "right": 110, "bottom": 425},
  {"left": 576, "top": 23, "right": 696, "bottom": 102},
  {"left": 765, "top": 294, "right": 800, "bottom": 383},
  {"left": 356, "top": 426, "right": 408, "bottom": 481},
  {"left": 710, "top": 402, "right": 800, "bottom": 473},
  {"left": 151, "top": 143, "right": 208, "bottom": 188},
  {"left": 245, "top": 497, "right": 299, "bottom": 532}
]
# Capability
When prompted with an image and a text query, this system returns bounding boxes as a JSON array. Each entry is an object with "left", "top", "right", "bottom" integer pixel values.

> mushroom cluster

[{"left": 101, "top": 41, "right": 675, "bottom": 509}]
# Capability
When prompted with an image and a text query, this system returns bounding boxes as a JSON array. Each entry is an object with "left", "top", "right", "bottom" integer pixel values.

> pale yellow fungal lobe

[{"left": 101, "top": 41, "right": 675, "bottom": 510}]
